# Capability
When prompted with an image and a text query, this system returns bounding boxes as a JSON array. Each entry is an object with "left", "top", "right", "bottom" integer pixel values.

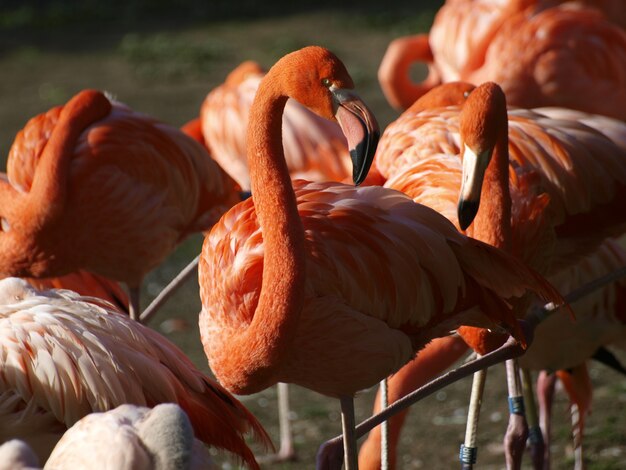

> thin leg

[
  {"left": 460, "top": 364, "right": 487, "bottom": 470},
  {"left": 570, "top": 403, "right": 585, "bottom": 470},
  {"left": 318, "top": 334, "right": 528, "bottom": 470},
  {"left": 537, "top": 371, "right": 556, "bottom": 470},
  {"left": 318, "top": 268, "right": 626, "bottom": 470},
  {"left": 521, "top": 368, "right": 544, "bottom": 470},
  {"left": 277, "top": 382, "right": 296, "bottom": 460},
  {"left": 358, "top": 336, "right": 468, "bottom": 470},
  {"left": 258, "top": 383, "right": 298, "bottom": 464},
  {"left": 140, "top": 255, "right": 199, "bottom": 324},
  {"left": 128, "top": 285, "right": 141, "bottom": 321},
  {"left": 504, "top": 359, "right": 528, "bottom": 470},
  {"left": 380, "top": 378, "right": 389, "bottom": 470},
  {"left": 340, "top": 395, "right": 358, "bottom": 470},
  {"left": 556, "top": 365, "right": 592, "bottom": 470}
]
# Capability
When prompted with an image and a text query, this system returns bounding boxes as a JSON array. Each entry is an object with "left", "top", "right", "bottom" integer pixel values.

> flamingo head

[
  {"left": 457, "top": 81, "right": 508, "bottom": 230},
  {"left": 275, "top": 46, "right": 380, "bottom": 185}
]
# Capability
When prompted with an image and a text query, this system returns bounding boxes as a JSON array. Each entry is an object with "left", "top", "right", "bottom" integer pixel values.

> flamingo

[
  {"left": 0, "top": 277, "right": 271, "bottom": 468},
  {"left": 0, "top": 89, "right": 241, "bottom": 319},
  {"left": 0, "top": 404, "right": 215, "bottom": 470},
  {"left": 378, "top": 1, "right": 626, "bottom": 120},
  {"left": 44, "top": 404, "right": 215, "bottom": 470},
  {"left": 195, "top": 59, "right": 352, "bottom": 191},
  {"left": 196, "top": 46, "right": 566, "bottom": 468},
  {"left": 184, "top": 59, "right": 359, "bottom": 461},
  {"left": 360, "top": 81, "right": 626, "bottom": 468}
]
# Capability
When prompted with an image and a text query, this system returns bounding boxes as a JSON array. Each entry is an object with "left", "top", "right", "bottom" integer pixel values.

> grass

[{"left": 1, "top": 3, "right": 625, "bottom": 469}]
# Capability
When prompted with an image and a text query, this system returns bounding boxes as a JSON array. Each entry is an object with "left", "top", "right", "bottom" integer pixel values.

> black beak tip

[
  {"left": 352, "top": 130, "right": 380, "bottom": 186},
  {"left": 458, "top": 199, "right": 480, "bottom": 231}
]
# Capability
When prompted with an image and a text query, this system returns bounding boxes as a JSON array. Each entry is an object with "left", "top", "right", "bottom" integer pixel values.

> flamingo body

[
  {"left": 0, "top": 278, "right": 269, "bottom": 468},
  {"left": 200, "top": 180, "right": 559, "bottom": 397},
  {"left": 1, "top": 90, "right": 240, "bottom": 288}
]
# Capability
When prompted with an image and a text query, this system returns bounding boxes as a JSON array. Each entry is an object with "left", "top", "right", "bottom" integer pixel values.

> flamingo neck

[
  {"left": 472, "top": 136, "right": 511, "bottom": 251},
  {"left": 380, "top": 35, "right": 441, "bottom": 111},
  {"left": 224, "top": 69, "right": 306, "bottom": 392},
  {"left": 28, "top": 90, "right": 111, "bottom": 226}
]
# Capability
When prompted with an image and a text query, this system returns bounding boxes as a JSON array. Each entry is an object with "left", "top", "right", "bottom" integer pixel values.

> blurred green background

[{"left": 1, "top": 1, "right": 625, "bottom": 469}]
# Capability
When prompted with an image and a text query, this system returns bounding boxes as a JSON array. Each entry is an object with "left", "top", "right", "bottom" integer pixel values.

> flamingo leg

[
  {"left": 521, "top": 368, "right": 545, "bottom": 470},
  {"left": 359, "top": 336, "right": 468, "bottom": 470},
  {"left": 537, "top": 370, "right": 557, "bottom": 470},
  {"left": 318, "top": 334, "right": 528, "bottom": 470},
  {"left": 258, "top": 383, "right": 298, "bottom": 464},
  {"left": 140, "top": 255, "right": 200, "bottom": 324},
  {"left": 460, "top": 364, "right": 487, "bottom": 470},
  {"left": 128, "top": 285, "right": 141, "bottom": 321},
  {"left": 340, "top": 395, "right": 358, "bottom": 470},
  {"left": 276, "top": 382, "right": 296, "bottom": 460},
  {"left": 380, "top": 378, "right": 390, "bottom": 470},
  {"left": 504, "top": 359, "right": 528, "bottom": 470},
  {"left": 570, "top": 402, "right": 585, "bottom": 470}
]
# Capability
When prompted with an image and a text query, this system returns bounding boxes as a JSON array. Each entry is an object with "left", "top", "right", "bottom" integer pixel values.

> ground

[{"left": 0, "top": 2, "right": 625, "bottom": 469}]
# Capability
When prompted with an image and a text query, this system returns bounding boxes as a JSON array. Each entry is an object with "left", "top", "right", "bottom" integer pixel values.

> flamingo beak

[
  {"left": 458, "top": 144, "right": 492, "bottom": 230},
  {"left": 332, "top": 88, "right": 380, "bottom": 186}
]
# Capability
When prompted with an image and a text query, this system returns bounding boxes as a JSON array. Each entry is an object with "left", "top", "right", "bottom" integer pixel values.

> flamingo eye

[
  {"left": 321, "top": 78, "right": 332, "bottom": 87},
  {"left": 463, "top": 90, "right": 472, "bottom": 99}
]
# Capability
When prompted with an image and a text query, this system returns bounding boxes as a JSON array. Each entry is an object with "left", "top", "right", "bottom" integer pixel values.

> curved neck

[
  {"left": 471, "top": 133, "right": 511, "bottom": 251},
  {"left": 218, "top": 66, "right": 307, "bottom": 393},
  {"left": 379, "top": 34, "right": 441, "bottom": 111},
  {"left": 27, "top": 90, "right": 111, "bottom": 225}
]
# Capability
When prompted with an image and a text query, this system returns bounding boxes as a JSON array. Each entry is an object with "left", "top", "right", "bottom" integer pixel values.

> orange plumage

[
  {"left": 0, "top": 89, "right": 240, "bottom": 314},
  {"left": 198, "top": 60, "right": 352, "bottom": 191},
  {"left": 379, "top": 1, "right": 626, "bottom": 119},
  {"left": 198, "top": 49, "right": 562, "bottom": 406},
  {"left": 26, "top": 270, "right": 129, "bottom": 314}
]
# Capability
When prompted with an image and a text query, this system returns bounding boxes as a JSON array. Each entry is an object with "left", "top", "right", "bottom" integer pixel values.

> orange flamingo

[
  {"left": 196, "top": 46, "right": 565, "bottom": 468},
  {"left": 185, "top": 59, "right": 358, "bottom": 461},
  {"left": 1, "top": 90, "right": 241, "bottom": 319},
  {"left": 194, "top": 60, "right": 352, "bottom": 191},
  {"left": 360, "top": 82, "right": 626, "bottom": 468},
  {"left": 379, "top": 1, "right": 626, "bottom": 120},
  {"left": 0, "top": 277, "right": 270, "bottom": 468}
]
